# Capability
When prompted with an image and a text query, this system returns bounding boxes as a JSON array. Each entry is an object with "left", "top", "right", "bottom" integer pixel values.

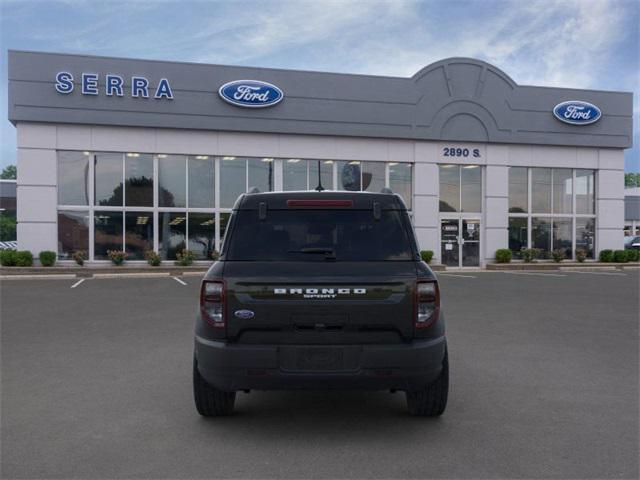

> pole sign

[
  {"left": 55, "top": 72, "right": 174, "bottom": 99},
  {"left": 218, "top": 80, "right": 283, "bottom": 108},
  {"left": 553, "top": 101, "right": 601, "bottom": 125}
]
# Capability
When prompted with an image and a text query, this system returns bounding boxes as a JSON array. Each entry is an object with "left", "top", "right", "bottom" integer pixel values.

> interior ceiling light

[
  {"left": 157, "top": 154, "right": 167, "bottom": 159},
  {"left": 82, "top": 151, "right": 90, "bottom": 156},
  {"left": 262, "top": 158, "right": 274, "bottom": 162},
  {"left": 324, "top": 160, "right": 334, "bottom": 164},
  {"left": 348, "top": 161, "right": 360, "bottom": 165},
  {"left": 222, "top": 156, "right": 236, "bottom": 161},
  {"left": 195, "top": 155, "right": 209, "bottom": 160},
  {"left": 389, "top": 162, "right": 398, "bottom": 166},
  {"left": 126, "top": 153, "right": 140, "bottom": 157},
  {"left": 287, "top": 159, "right": 301, "bottom": 163},
  {"left": 463, "top": 165, "right": 479, "bottom": 169}
]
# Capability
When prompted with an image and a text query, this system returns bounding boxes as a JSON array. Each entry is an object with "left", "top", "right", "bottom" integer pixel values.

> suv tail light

[
  {"left": 200, "top": 280, "right": 225, "bottom": 328},
  {"left": 415, "top": 280, "right": 440, "bottom": 328}
]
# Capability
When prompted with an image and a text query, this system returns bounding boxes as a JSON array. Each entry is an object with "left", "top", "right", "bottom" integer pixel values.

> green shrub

[
  {"left": 145, "top": 250, "right": 161, "bottom": 266},
  {"left": 613, "top": 250, "right": 628, "bottom": 263},
  {"left": 575, "top": 249, "right": 587, "bottom": 263},
  {"left": 495, "top": 249, "right": 512, "bottom": 263},
  {"left": 420, "top": 250, "right": 434, "bottom": 264},
  {"left": 599, "top": 249, "right": 614, "bottom": 262},
  {"left": 210, "top": 250, "right": 220, "bottom": 261},
  {"left": 551, "top": 249, "right": 565, "bottom": 263},
  {"left": 39, "top": 250, "right": 56, "bottom": 267},
  {"left": 521, "top": 248, "right": 540, "bottom": 263},
  {"left": 15, "top": 250, "right": 33, "bottom": 267},
  {"left": 175, "top": 249, "right": 196, "bottom": 266},
  {"left": 107, "top": 250, "right": 127, "bottom": 266},
  {"left": 72, "top": 250, "right": 87, "bottom": 266},
  {"left": 0, "top": 249, "right": 17, "bottom": 266},
  {"left": 626, "top": 249, "right": 639, "bottom": 262}
]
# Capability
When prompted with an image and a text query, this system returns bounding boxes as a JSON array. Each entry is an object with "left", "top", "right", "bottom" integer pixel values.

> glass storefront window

[
  {"left": 508, "top": 217, "right": 527, "bottom": 258},
  {"left": 552, "top": 169, "right": 572, "bottom": 214},
  {"left": 310, "top": 160, "right": 334, "bottom": 190},
  {"left": 362, "top": 162, "right": 385, "bottom": 193},
  {"left": 248, "top": 158, "right": 273, "bottom": 193},
  {"left": 220, "top": 157, "right": 246, "bottom": 208},
  {"left": 576, "top": 218, "right": 595, "bottom": 259},
  {"left": 95, "top": 153, "right": 123, "bottom": 206},
  {"left": 188, "top": 156, "right": 215, "bottom": 208},
  {"left": 508, "top": 167, "right": 528, "bottom": 213},
  {"left": 58, "top": 151, "right": 90, "bottom": 205},
  {"left": 531, "top": 217, "right": 551, "bottom": 258},
  {"left": 125, "top": 212, "right": 153, "bottom": 260},
  {"left": 283, "top": 159, "right": 308, "bottom": 191},
  {"left": 461, "top": 165, "right": 482, "bottom": 212},
  {"left": 439, "top": 165, "right": 459, "bottom": 212},
  {"left": 219, "top": 212, "right": 231, "bottom": 250},
  {"left": 158, "top": 212, "right": 186, "bottom": 260},
  {"left": 125, "top": 153, "right": 153, "bottom": 207},
  {"left": 57, "top": 210, "right": 89, "bottom": 259},
  {"left": 531, "top": 168, "right": 551, "bottom": 213},
  {"left": 552, "top": 217, "right": 572, "bottom": 258},
  {"left": 188, "top": 213, "right": 215, "bottom": 259},
  {"left": 576, "top": 170, "right": 595, "bottom": 214},
  {"left": 389, "top": 163, "right": 412, "bottom": 209},
  {"left": 94, "top": 211, "right": 123, "bottom": 260},
  {"left": 158, "top": 155, "right": 186, "bottom": 207}
]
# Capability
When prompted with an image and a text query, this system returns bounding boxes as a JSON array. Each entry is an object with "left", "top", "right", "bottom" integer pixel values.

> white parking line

[
  {"left": 502, "top": 271, "right": 566, "bottom": 277},
  {"left": 172, "top": 276, "right": 187, "bottom": 286},
  {"left": 568, "top": 270, "right": 627, "bottom": 276},
  {"left": 438, "top": 274, "right": 477, "bottom": 278},
  {"left": 70, "top": 278, "right": 86, "bottom": 288}
]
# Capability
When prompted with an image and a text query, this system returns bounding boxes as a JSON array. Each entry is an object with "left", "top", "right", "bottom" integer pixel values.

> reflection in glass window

[
  {"left": 461, "top": 165, "right": 481, "bottom": 212},
  {"left": 576, "top": 218, "right": 595, "bottom": 258},
  {"left": 362, "top": 162, "right": 385, "bottom": 193},
  {"left": 309, "top": 160, "right": 334, "bottom": 191},
  {"left": 58, "top": 151, "right": 90, "bottom": 205},
  {"left": 58, "top": 210, "right": 89, "bottom": 259},
  {"left": 125, "top": 212, "right": 153, "bottom": 260},
  {"left": 531, "top": 217, "right": 551, "bottom": 257},
  {"left": 508, "top": 217, "right": 527, "bottom": 258},
  {"left": 125, "top": 153, "right": 153, "bottom": 207},
  {"left": 158, "top": 212, "right": 186, "bottom": 260},
  {"left": 552, "top": 169, "right": 572, "bottom": 214},
  {"left": 220, "top": 212, "right": 231, "bottom": 251},
  {"left": 248, "top": 158, "right": 273, "bottom": 193},
  {"left": 531, "top": 168, "right": 551, "bottom": 213},
  {"left": 94, "top": 211, "right": 123, "bottom": 259},
  {"left": 188, "top": 156, "right": 215, "bottom": 208},
  {"left": 158, "top": 155, "right": 186, "bottom": 207},
  {"left": 576, "top": 170, "right": 595, "bottom": 214},
  {"left": 389, "top": 163, "right": 412, "bottom": 209},
  {"left": 283, "top": 159, "right": 307, "bottom": 191},
  {"left": 508, "top": 167, "right": 528, "bottom": 213},
  {"left": 552, "top": 217, "right": 572, "bottom": 257},
  {"left": 220, "top": 157, "right": 246, "bottom": 208},
  {"left": 338, "top": 161, "right": 361, "bottom": 191},
  {"left": 188, "top": 213, "right": 215, "bottom": 259},
  {"left": 95, "top": 153, "right": 123, "bottom": 206},
  {"left": 439, "top": 165, "right": 459, "bottom": 212}
]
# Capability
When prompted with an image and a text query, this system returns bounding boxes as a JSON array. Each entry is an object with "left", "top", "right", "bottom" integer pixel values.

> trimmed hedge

[
  {"left": 495, "top": 249, "right": 512, "bottom": 263},
  {"left": 420, "top": 250, "right": 434, "bottom": 264},
  {"left": 599, "top": 249, "right": 614, "bottom": 262},
  {"left": 39, "top": 250, "right": 57, "bottom": 267},
  {"left": 0, "top": 249, "right": 17, "bottom": 266},
  {"left": 15, "top": 250, "right": 34, "bottom": 267},
  {"left": 551, "top": 249, "right": 566, "bottom": 263},
  {"left": 613, "top": 250, "right": 628, "bottom": 263},
  {"left": 626, "top": 249, "right": 639, "bottom": 262}
]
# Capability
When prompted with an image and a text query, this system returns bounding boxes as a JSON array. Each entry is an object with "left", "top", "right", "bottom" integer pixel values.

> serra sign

[{"left": 55, "top": 72, "right": 174, "bottom": 99}]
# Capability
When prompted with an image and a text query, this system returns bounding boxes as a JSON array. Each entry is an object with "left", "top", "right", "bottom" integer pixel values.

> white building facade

[{"left": 8, "top": 51, "right": 633, "bottom": 267}]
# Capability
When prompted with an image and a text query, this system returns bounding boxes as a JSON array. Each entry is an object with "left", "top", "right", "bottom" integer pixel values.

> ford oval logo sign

[
  {"left": 219, "top": 80, "right": 283, "bottom": 108},
  {"left": 553, "top": 101, "right": 601, "bottom": 125},
  {"left": 234, "top": 309, "right": 255, "bottom": 319}
]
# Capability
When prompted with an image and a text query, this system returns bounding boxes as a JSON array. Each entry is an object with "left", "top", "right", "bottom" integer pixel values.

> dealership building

[{"left": 7, "top": 50, "right": 633, "bottom": 267}]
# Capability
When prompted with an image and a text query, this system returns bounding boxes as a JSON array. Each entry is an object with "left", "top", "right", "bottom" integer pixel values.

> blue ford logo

[
  {"left": 219, "top": 80, "right": 283, "bottom": 108},
  {"left": 553, "top": 101, "right": 601, "bottom": 125},
  {"left": 234, "top": 309, "right": 255, "bottom": 319}
]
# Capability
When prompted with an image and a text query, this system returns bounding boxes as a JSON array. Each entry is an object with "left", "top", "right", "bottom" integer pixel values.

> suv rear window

[{"left": 225, "top": 209, "right": 414, "bottom": 261}]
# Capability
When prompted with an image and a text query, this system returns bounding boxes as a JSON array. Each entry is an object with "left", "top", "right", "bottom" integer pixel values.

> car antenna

[{"left": 314, "top": 160, "right": 325, "bottom": 192}]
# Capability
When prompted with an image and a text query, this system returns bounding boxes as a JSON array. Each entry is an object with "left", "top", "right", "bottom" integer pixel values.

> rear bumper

[{"left": 194, "top": 336, "right": 446, "bottom": 392}]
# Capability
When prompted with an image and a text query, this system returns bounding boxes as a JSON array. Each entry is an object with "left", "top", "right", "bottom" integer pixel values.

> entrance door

[{"left": 440, "top": 218, "right": 481, "bottom": 267}]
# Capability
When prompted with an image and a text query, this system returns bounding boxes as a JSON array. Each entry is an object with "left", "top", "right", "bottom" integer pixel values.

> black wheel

[
  {"left": 406, "top": 348, "right": 449, "bottom": 417},
  {"left": 193, "top": 358, "right": 236, "bottom": 417}
]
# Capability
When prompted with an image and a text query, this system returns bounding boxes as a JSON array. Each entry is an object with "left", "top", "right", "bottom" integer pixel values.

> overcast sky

[{"left": 1, "top": 0, "right": 638, "bottom": 171}]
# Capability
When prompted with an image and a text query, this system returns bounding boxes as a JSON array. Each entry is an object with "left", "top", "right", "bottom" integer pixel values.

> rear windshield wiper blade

[{"left": 288, "top": 247, "right": 337, "bottom": 259}]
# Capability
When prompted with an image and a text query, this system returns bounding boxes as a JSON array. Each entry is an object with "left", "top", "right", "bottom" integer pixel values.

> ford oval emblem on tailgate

[{"left": 234, "top": 309, "right": 255, "bottom": 319}]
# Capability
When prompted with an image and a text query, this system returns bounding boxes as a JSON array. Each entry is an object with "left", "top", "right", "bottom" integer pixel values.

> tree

[
  {"left": 1, "top": 165, "right": 16, "bottom": 180},
  {"left": 625, "top": 172, "right": 640, "bottom": 188}
]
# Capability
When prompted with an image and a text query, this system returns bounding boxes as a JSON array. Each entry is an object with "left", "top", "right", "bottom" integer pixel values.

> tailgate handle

[
  {"left": 258, "top": 202, "right": 267, "bottom": 220},
  {"left": 373, "top": 201, "right": 381, "bottom": 220}
]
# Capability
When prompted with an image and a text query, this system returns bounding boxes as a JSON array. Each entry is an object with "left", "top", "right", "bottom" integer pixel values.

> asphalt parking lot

[{"left": 1, "top": 270, "right": 638, "bottom": 479}]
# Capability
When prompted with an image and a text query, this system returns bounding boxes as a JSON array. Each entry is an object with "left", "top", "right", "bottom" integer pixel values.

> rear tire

[
  {"left": 193, "top": 358, "right": 236, "bottom": 416},
  {"left": 406, "top": 348, "right": 448, "bottom": 417}
]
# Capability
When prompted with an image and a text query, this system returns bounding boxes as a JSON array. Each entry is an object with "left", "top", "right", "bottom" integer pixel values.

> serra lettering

[{"left": 55, "top": 72, "right": 174, "bottom": 99}]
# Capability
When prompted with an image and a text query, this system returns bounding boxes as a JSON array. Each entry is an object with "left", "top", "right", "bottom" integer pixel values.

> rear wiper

[{"left": 288, "top": 247, "right": 337, "bottom": 260}]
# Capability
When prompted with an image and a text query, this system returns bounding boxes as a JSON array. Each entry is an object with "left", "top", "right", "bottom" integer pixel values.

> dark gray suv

[{"left": 193, "top": 190, "right": 448, "bottom": 416}]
